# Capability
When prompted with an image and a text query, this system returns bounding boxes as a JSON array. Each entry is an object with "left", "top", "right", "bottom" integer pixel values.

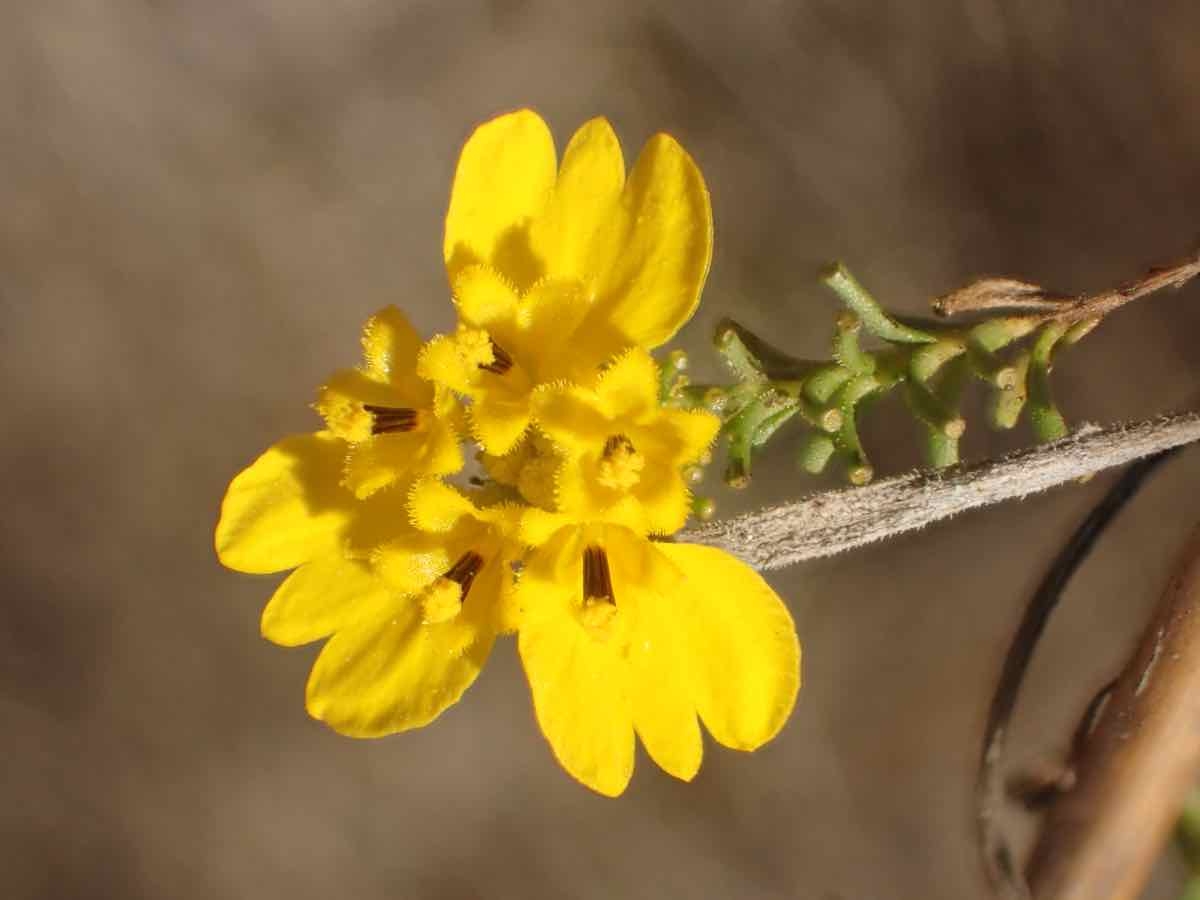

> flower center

[
  {"left": 481, "top": 339, "right": 513, "bottom": 375},
  {"left": 457, "top": 327, "right": 513, "bottom": 375},
  {"left": 420, "top": 550, "right": 484, "bottom": 624},
  {"left": 596, "top": 434, "right": 645, "bottom": 490},
  {"left": 582, "top": 544, "right": 615, "bottom": 605},
  {"left": 580, "top": 544, "right": 617, "bottom": 639},
  {"left": 362, "top": 404, "right": 419, "bottom": 436}
]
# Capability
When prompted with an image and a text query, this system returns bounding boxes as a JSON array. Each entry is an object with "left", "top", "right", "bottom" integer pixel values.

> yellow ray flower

[
  {"left": 315, "top": 306, "right": 463, "bottom": 498},
  {"left": 305, "top": 480, "right": 524, "bottom": 736},
  {"left": 216, "top": 438, "right": 523, "bottom": 736},
  {"left": 426, "top": 109, "right": 713, "bottom": 454},
  {"left": 417, "top": 266, "right": 590, "bottom": 454},
  {"left": 516, "top": 523, "right": 801, "bottom": 797},
  {"left": 534, "top": 347, "right": 719, "bottom": 535}
]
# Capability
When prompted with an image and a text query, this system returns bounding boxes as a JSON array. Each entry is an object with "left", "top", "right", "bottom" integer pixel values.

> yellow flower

[
  {"left": 216, "top": 439, "right": 523, "bottom": 735},
  {"left": 305, "top": 480, "right": 524, "bottom": 736},
  {"left": 516, "top": 523, "right": 801, "bottom": 797},
  {"left": 315, "top": 306, "right": 463, "bottom": 498},
  {"left": 534, "top": 347, "right": 719, "bottom": 535},
  {"left": 422, "top": 109, "right": 713, "bottom": 455},
  {"left": 215, "top": 110, "right": 802, "bottom": 797}
]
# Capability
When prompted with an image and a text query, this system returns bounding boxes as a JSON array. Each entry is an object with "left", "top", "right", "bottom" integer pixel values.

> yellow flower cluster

[{"left": 215, "top": 110, "right": 801, "bottom": 796}]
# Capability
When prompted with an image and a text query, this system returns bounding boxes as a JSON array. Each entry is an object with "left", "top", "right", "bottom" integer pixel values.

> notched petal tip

[
  {"left": 453, "top": 264, "right": 521, "bottom": 328},
  {"left": 594, "top": 347, "right": 660, "bottom": 419},
  {"left": 407, "top": 477, "right": 478, "bottom": 533},
  {"left": 360, "top": 306, "right": 423, "bottom": 380}
]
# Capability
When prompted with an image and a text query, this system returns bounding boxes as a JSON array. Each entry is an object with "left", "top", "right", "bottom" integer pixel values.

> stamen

[
  {"left": 362, "top": 404, "right": 419, "bottom": 435},
  {"left": 443, "top": 550, "right": 485, "bottom": 601},
  {"left": 603, "top": 434, "right": 635, "bottom": 458},
  {"left": 582, "top": 545, "right": 616, "bottom": 606},
  {"left": 596, "top": 434, "right": 645, "bottom": 491},
  {"left": 479, "top": 339, "right": 513, "bottom": 375},
  {"left": 421, "top": 550, "right": 485, "bottom": 624}
]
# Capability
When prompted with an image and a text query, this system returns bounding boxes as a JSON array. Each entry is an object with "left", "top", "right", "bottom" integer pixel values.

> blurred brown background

[{"left": 4, "top": 1, "right": 1200, "bottom": 898}]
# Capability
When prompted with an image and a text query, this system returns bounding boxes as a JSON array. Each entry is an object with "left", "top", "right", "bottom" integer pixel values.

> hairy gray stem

[{"left": 680, "top": 412, "right": 1200, "bottom": 570}]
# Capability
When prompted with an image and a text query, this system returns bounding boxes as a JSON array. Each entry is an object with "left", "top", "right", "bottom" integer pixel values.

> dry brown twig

[{"left": 933, "top": 248, "right": 1200, "bottom": 324}]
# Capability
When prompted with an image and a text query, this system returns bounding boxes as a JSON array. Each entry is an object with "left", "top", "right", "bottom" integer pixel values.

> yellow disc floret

[
  {"left": 314, "top": 385, "right": 377, "bottom": 442},
  {"left": 456, "top": 326, "right": 498, "bottom": 371}
]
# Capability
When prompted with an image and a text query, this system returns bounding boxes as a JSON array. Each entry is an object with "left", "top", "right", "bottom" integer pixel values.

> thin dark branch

[
  {"left": 975, "top": 450, "right": 1181, "bottom": 900},
  {"left": 1026, "top": 525, "right": 1200, "bottom": 899}
]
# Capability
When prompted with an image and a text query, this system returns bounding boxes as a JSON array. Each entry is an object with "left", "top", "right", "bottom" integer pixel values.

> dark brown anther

[
  {"left": 363, "top": 404, "right": 419, "bottom": 435},
  {"left": 480, "top": 339, "right": 514, "bottom": 375},
  {"left": 443, "top": 551, "right": 485, "bottom": 602},
  {"left": 602, "top": 434, "right": 635, "bottom": 458},
  {"left": 582, "top": 545, "right": 616, "bottom": 606}
]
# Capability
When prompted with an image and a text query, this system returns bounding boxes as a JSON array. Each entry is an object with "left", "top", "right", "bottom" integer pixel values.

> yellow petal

[
  {"left": 529, "top": 117, "right": 625, "bottom": 283},
  {"left": 361, "top": 306, "right": 423, "bottom": 382},
  {"left": 657, "top": 544, "right": 800, "bottom": 750},
  {"left": 470, "top": 392, "right": 532, "bottom": 456},
  {"left": 453, "top": 264, "right": 520, "bottom": 332},
  {"left": 550, "top": 459, "right": 648, "bottom": 534},
  {"left": 261, "top": 555, "right": 389, "bottom": 647},
  {"left": 306, "top": 591, "right": 496, "bottom": 736},
  {"left": 407, "top": 478, "right": 478, "bottom": 533},
  {"left": 416, "top": 334, "right": 476, "bottom": 394},
  {"left": 514, "top": 278, "right": 596, "bottom": 379},
  {"left": 444, "top": 109, "right": 556, "bottom": 290},
  {"left": 654, "top": 407, "right": 720, "bottom": 466},
  {"left": 530, "top": 384, "right": 611, "bottom": 454},
  {"left": 340, "top": 482, "right": 418, "bottom": 557},
  {"left": 215, "top": 433, "right": 354, "bottom": 574},
  {"left": 594, "top": 347, "right": 660, "bottom": 420},
  {"left": 634, "top": 472, "right": 691, "bottom": 536},
  {"left": 583, "top": 133, "right": 712, "bottom": 349},
  {"left": 517, "top": 529, "right": 634, "bottom": 797},
  {"left": 629, "top": 581, "right": 703, "bottom": 782},
  {"left": 340, "top": 420, "right": 463, "bottom": 499},
  {"left": 370, "top": 525, "right": 451, "bottom": 595},
  {"left": 605, "top": 524, "right": 685, "bottom": 597},
  {"left": 519, "top": 506, "right": 572, "bottom": 548}
]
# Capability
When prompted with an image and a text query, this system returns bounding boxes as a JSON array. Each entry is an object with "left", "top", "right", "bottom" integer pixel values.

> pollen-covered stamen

[
  {"left": 420, "top": 551, "right": 485, "bottom": 625},
  {"left": 362, "top": 404, "right": 419, "bottom": 435},
  {"left": 583, "top": 545, "right": 616, "bottom": 607},
  {"left": 480, "top": 338, "right": 513, "bottom": 375},
  {"left": 579, "top": 544, "right": 618, "bottom": 638},
  {"left": 596, "top": 433, "right": 646, "bottom": 491}
]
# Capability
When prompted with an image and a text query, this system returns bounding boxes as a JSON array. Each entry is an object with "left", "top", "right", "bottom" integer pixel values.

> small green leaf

[
  {"left": 803, "top": 365, "right": 853, "bottom": 404},
  {"left": 1028, "top": 324, "right": 1069, "bottom": 442},
  {"left": 821, "top": 263, "right": 937, "bottom": 344},
  {"left": 797, "top": 432, "right": 837, "bottom": 474},
  {"left": 910, "top": 339, "right": 965, "bottom": 382},
  {"left": 987, "top": 351, "right": 1030, "bottom": 430},
  {"left": 833, "top": 312, "right": 878, "bottom": 375}
]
